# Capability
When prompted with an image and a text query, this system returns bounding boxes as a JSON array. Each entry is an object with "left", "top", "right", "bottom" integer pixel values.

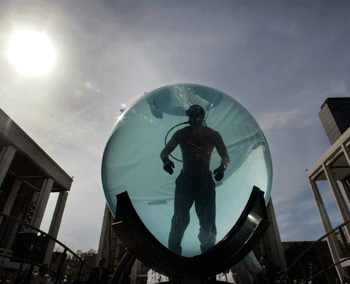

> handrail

[
  {"left": 279, "top": 219, "right": 350, "bottom": 283},
  {"left": 0, "top": 213, "right": 103, "bottom": 284}
]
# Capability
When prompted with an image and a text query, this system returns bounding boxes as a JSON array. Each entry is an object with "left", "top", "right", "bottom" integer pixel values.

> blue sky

[{"left": 1, "top": 0, "right": 350, "bottom": 251}]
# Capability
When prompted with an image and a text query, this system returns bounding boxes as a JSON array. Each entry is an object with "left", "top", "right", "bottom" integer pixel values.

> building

[
  {"left": 307, "top": 97, "right": 350, "bottom": 281},
  {"left": 0, "top": 109, "right": 73, "bottom": 278},
  {"left": 254, "top": 198, "right": 287, "bottom": 272},
  {"left": 97, "top": 204, "right": 149, "bottom": 284},
  {"left": 319, "top": 98, "right": 350, "bottom": 145}
]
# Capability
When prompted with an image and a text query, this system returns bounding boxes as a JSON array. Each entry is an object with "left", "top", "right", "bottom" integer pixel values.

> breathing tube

[
  {"left": 164, "top": 122, "right": 188, "bottom": 162},
  {"left": 164, "top": 105, "right": 207, "bottom": 163}
]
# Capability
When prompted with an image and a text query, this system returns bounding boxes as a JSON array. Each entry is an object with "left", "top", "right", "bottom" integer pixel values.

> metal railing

[
  {"left": 280, "top": 220, "right": 350, "bottom": 284},
  {"left": 0, "top": 213, "right": 103, "bottom": 284}
]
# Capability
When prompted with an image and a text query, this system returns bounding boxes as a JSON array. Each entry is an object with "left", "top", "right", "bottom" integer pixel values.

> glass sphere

[{"left": 101, "top": 84, "right": 272, "bottom": 257}]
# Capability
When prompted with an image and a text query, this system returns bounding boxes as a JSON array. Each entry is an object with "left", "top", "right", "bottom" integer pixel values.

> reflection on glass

[{"left": 101, "top": 84, "right": 273, "bottom": 257}]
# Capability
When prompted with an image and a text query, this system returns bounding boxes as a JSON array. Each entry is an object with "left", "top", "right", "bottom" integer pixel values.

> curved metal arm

[{"left": 112, "top": 186, "right": 270, "bottom": 279}]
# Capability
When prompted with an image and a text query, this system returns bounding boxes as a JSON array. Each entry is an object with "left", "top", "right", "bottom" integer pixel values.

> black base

[{"left": 112, "top": 186, "right": 270, "bottom": 280}]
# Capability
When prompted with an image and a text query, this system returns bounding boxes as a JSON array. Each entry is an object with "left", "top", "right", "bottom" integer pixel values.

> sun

[{"left": 7, "top": 30, "right": 56, "bottom": 76}]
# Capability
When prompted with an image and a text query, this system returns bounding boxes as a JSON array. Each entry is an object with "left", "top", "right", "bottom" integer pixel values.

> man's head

[
  {"left": 99, "top": 258, "right": 106, "bottom": 268},
  {"left": 186, "top": 105, "right": 205, "bottom": 126},
  {"left": 39, "top": 264, "right": 48, "bottom": 275},
  {"left": 260, "top": 256, "right": 268, "bottom": 267}
]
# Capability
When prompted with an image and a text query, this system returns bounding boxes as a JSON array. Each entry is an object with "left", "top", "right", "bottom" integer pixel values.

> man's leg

[
  {"left": 168, "top": 173, "right": 194, "bottom": 255},
  {"left": 195, "top": 177, "right": 216, "bottom": 253}
]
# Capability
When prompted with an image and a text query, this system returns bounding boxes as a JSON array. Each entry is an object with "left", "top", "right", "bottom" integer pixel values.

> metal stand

[{"left": 111, "top": 186, "right": 270, "bottom": 283}]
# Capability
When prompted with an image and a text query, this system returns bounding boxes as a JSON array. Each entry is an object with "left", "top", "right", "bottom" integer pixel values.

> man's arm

[
  {"left": 213, "top": 131, "right": 230, "bottom": 168},
  {"left": 160, "top": 130, "right": 181, "bottom": 162},
  {"left": 212, "top": 131, "right": 229, "bottom": 182},
  {"left": 160, "top": 130, "right": 181, "bottom": 175}
]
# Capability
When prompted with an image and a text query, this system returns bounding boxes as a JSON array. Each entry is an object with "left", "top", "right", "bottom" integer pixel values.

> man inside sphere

[{"left": 160, "top": 105, "right": 230, "bottom": 255}]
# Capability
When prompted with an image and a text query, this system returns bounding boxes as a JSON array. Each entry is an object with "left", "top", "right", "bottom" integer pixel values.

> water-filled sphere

[{"left": 102, "top": 84, "right": 272, "bottom": 257}]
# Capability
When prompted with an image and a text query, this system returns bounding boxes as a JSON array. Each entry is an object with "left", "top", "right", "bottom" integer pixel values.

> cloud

[
  {"left": 270, "top": 19, "right": 298, "bottom": 35},
  {"left": 259, "top": 106, "right": 306, "bottom": 131},
  {"left": 326, "top": 80, "right": 349, "bottom": 97}
]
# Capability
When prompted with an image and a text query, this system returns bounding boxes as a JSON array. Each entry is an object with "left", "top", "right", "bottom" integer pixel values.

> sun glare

[{"left": 7, "top": 30, "right": 56, "bottom": 76}]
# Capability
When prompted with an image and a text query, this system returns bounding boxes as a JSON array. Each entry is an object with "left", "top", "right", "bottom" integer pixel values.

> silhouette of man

[
  {"left": 31, "top": 264, "right": 49, "bottom": 284},
  {"left": 160, "top": 105, "right": 230, "bottom": 255},
  {"left": 87, "top": 258, "right": 108, "bottom": 284}
]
